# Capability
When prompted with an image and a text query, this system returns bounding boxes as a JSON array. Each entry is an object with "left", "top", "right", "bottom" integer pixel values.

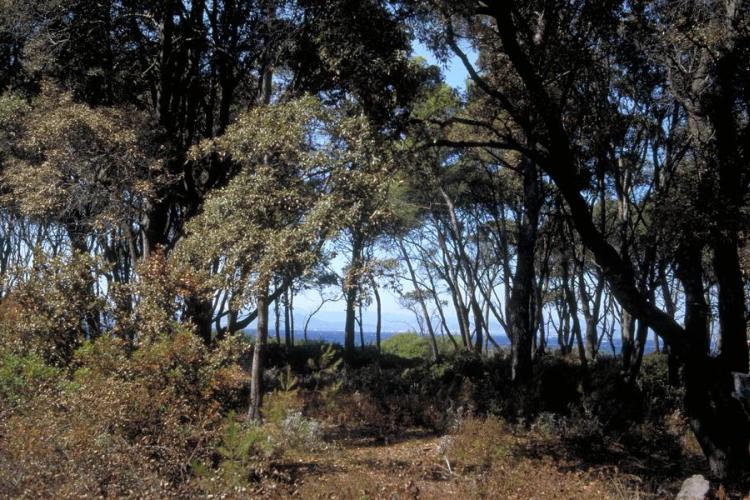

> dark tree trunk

[
  {"left": 629, "top": 318, "right": 650, "bottom": 383},
  {"left": 508, "top": 158, "right": 541, "bottom": 382},
  {"left": 620, "top": 309, "right": 636, "bottom": 370},
  {"left": 358, "top": 302, "right": 365, "bottom": 349},
  {"left": 248, "top": 281, "right": 269, "bottom": 422},
  {"left": 344, "top": 230, "right": 363, "bottom": 357},
  {"left": 561, "top": 257, "right": 585, "bottom": 364},
  {"left": 713, "top": 236, "right": 749, "bottom": 373},
  {"left": 274, "top": 293, "right": 280, "bottom": 344},
  {"left": 371, "top": 278, "right": 382, "bottom": 352},
  {"left": 289, "top": 290, "right": 294, "bottom": 346},
  {"left": 284, "top": 287, "right": 291, "bottom": 348},
  {"left": 186, "top": 295, "right": 213, "bottom": 345}
]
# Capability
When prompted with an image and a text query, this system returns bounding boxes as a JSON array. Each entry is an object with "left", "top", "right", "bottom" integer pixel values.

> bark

[
  {"left": 659, "top": 264, "right": 681, "bottom": 386},
  {"left": 283, "top": 287, "right": 291, "bottom": 348},
  {"left": 561, "top": 257, "right": 585, "bottom": 364},
  {"left": 289, "top": 290, "right": 295, "bottom": 346},
  {"left": 620, "top": 309, "right": 636, "bottom": 370},
  {"left": 436, "top": 227, "right": 472, "bottom": 349},
  {"left": 344, "top": 230, "right": 363, "bottom": 357},
  {"left": 578, "top": 266, "right": 604, "bottom": 362},
  {"left": 248, "top": 280, "right": 269, "bottom": 422},
  {"left": 508, "top": 158, "right": 541, "bottom": 382},
  {"left": 371, "top": 277, "right": 382, "bottom": 352},
  {"left": 358, "top": 302, "right": 365, "bottom": 349},
  {"left": 425, "top": 265, "right": 460, "bottom": 350},
  {"left": 274, "top": 293, "right": 280, "bottom": 343}
]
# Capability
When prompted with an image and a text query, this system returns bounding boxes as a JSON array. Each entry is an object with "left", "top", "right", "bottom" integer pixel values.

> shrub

[
  {"left": 192, "top": 411, "right": 277, "bottom": 496},
  {"left": 0, "top": 251, "right": 106, "bottom": 364},
  {"left": 278, "top": 411, "right": 324, "bottom": 452},
  {"left": 0, "top": 328, "right": 251, "bottom": 497},
  {"left": 0, "top": 353, "right": 60, "bottom": 408},
  {"left": 381, "top": 332, "right": 454, "bottom": 360}
]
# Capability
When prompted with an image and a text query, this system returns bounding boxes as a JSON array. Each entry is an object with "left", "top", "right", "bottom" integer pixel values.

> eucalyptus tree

[
  {"left": 178, "top": 97, "right": 392, "bottom": 419},
  {"left": 409, "top": 0, "right": 750, "bottom": 479},
  {"left": 0, "top": 0, "right": 425, "bottom": 327}
]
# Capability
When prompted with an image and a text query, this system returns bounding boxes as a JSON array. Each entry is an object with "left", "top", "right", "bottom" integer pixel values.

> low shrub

[
  {"left": 381, "top": 331, "right": 455, "bottom": 360},
  {"left": 0, "top": 353, "right": 60, "bottom": 408},
  {"left": 192, "top": 411, "right": 278, "bottom": 496},
  {"left": 0, "top": 329, "right": 251, "bottom": 497}
]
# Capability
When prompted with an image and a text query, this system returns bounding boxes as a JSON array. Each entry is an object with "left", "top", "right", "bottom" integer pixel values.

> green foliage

[
  {"left": 0, "top": 328, "right": 252, "bottom": 497},
  {"left": 0, "top": 353, "right": 59, "bottom": 408},
  {"left": 381, "top": 331, "right": 455, "bottom": 360},
  {"left": 192, "top": 411, "right": 276, "bottom": 495},
  {"left": 0, "top": 85, "right": 165, "bottom": 233},
  {"left": 307, "top": 342, "right": 343, "bottom": 390},
  {"left": 178, "top": 96, "right": 393, "bottom": 307},
  {"left": 0, "top": 251, "right": 106, "bottom": 364}
]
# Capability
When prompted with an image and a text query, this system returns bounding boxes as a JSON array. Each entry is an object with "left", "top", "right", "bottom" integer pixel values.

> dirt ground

[{"left": 248, "top": 425, "right": 657, "bottom": 499}]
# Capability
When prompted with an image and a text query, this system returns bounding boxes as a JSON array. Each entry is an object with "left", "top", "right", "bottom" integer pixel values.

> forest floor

[{"left": 249, "top": 420, "right": 699, "bottom": 499}]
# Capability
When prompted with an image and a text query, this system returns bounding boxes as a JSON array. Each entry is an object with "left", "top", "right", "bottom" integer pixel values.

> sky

[{"left": 290, "top": 40, "right": 475, "bottom": 334}]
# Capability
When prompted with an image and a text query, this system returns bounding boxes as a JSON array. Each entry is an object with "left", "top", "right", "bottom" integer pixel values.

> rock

[{"left": 676, "top": 474, "right": 710, "bottom": 500}]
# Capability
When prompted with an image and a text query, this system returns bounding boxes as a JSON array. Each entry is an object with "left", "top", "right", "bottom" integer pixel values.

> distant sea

[{"left": 244, "top": 329, "right": 659, "bottom": 354}]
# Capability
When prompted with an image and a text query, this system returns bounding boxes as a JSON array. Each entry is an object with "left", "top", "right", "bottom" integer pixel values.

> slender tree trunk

[
  {"left": 284, "top": 288, "right": 291, "bottom": 348},
  {"left": 289, "top": 289, "right": 294, "bottom": 346},
  {"left": 371, "top": 277, "right": 382, "bottom": 352},
  {"left": 659, "top": 265, "right": 680, "bottom": 386},
  {"left": 274, "top": 294, "right": 280, "bottom": 344},
  {"left": 358, "top": 302, "right": 365, "bottom": 349},
  {"left": 399, "top": 240, "right": 440, "bottom": 361},
  {"left": 248, "top": 280, "right": 269, "bottom": 422},
  {"left": 629, "top": 318, "right": 650, "bottom": 382},
  {"left": 437, "top": 189, "right": 485, "bottom": 353},
  {"left": 344, "top": 230, "right": 363, "bottom": 357},
  {"left": 562, "top": 258, "right": 585, "bottom": 364}
]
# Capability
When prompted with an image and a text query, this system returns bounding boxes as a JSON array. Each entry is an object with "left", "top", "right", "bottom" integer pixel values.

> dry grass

[{"left": 249, "top": 416, "right": 672, "bottom": 499}]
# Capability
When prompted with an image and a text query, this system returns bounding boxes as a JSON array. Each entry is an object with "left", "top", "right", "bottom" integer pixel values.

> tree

[
  {"left": 412, "top": 0, "right": 750, "bottom": 479},
  {"left": 179, "top": 96, "right": 391, "bottom": 418}
]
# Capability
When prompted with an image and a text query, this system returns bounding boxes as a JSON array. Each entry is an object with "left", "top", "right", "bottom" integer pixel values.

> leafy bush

[
  {"left": 0, "top": 251, "right": 106, "bottom": 364},
  {"left": 381, "top": 331, "right": 454, "bottom": 360},
  {"left": 0, "top": 353, "right": 60, "bottom": 408},
  {"left": 0, "top": 329, "right": 251, "bottom": 497},
  {"left": 279, "top": 411, "right": 324, "bottom": 452},
  {"left": 192, "top": 411, "right": 277, "bottom": 496}
]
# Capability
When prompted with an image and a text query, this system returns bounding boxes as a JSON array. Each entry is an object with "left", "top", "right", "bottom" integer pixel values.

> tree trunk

[
  {"left": 561, "top": 258, "right": 585, "bottom": 364},
  {"left": 248, "top": 281, "right": 269, "bottom": 422},
  {"left": 508, "top": 158, "right": 541, "bottom": 382},
  {"left": 358, "top": 302, "right": 365, "bottom": 349},
  {"left": 371, "top": 277, "right": 382, "bottom": 352},
  {"left": 344, "top": 230, "right": 363, "bottom": 357},
  {"left": 438, "top": 188, "right": 485, "bottom": 353},
  {"left": 713, "top": 236, "right": 749, "bottom": 373},
  {"left": 274, "top": 294, "right": 280, "bottom": 344},
  {"left": 284, "top": 287, "right": 291, "bottom": 348},
  {"left": 289, "top": 289, "right": 295, "bottom": 346},
  {"left": 399, "top": 240, "right": 440, "bottom": 361}
]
